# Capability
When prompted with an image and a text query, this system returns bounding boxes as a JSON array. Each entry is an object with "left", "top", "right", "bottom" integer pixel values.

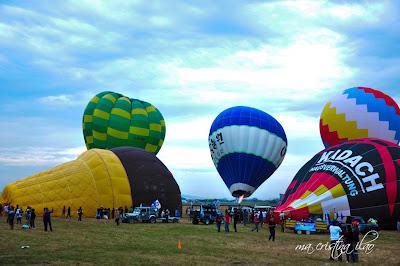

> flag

[{"left": 152, "top": 199, "right": 161, "bottom": 210}]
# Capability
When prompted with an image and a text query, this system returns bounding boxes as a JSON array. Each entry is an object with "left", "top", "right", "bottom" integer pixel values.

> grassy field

[{"left": 0, "top": 217, "right": 399, "bottom": 265}]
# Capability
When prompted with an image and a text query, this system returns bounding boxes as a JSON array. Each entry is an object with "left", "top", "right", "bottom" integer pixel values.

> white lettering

[
  {"left": 355, "top": 162, "right": 373, "bottom": 176},
  {"left": 363, "top": 173, "right": 384, "bottom": 192}
]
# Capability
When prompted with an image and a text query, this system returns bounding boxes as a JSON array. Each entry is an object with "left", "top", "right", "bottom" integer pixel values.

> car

[
  {"left": 339, "top": 216, "right": 379, "bottom": 234},
  {"left": 124, "top": 206, "right": 158, "bottom": 223},
  {"left": 190, "top": 204, "right": 221, "bottom": 225}
]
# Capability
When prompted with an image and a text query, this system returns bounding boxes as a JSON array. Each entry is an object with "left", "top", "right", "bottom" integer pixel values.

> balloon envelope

[
  {"left": 320, "top": 87, "right": 400, "bottom": 148},
  {"left": 83, "top": 91, "right": 166, "bottom": 154},
  {"left": 276, "top": 138, "right": 400, "bottom": 228},
  {"left": 209, "top": 106, "right": 287, "bottom": 198}
]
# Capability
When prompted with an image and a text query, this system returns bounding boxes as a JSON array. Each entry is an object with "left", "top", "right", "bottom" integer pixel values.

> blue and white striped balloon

[{"left": 209, "top": 106, "right": 287, "bottom": 198}]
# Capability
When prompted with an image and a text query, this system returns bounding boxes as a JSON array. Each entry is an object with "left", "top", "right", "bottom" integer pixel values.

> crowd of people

[
  {"left": 213, "top": 208, "right": 277, "bottom": 241},
  {"left": 0, "top": 203, "right": 85, "bottom": 232}
]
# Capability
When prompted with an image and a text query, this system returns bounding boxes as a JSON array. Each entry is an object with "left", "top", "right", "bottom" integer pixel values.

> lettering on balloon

[
  {"left": 311, "top": 149, "right": 384, "bottom": 196},
  {"left": 209, "top": 131, "right": 226, "bottom": 165}
]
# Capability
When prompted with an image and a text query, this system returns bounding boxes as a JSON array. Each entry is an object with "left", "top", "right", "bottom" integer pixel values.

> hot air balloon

[
  {"left": 1, "top": 147, "right": 181, "bottom": 217},
  {"left": 320, "top": 87, "right": 400, "bottom": 148},
  {"left": 208, "top": 106, "right": 287, "bottom": 199},
  {"left": 275, "top": 138, "right": 400, "bottom": 228},
  {"left": 83, "top": 91, "right": 166, "bottom": 154}
]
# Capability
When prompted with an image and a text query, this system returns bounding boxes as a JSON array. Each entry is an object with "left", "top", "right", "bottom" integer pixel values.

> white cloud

[{"left": 0, "top": 146, "right": 85, "bottom": 166}]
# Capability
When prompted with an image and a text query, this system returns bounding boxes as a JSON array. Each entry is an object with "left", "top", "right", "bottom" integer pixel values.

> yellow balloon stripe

[
  {"left": 131, "top": 108, "right": 148, "bottom": 116},
  {"left": 107, "top": 127, "right": 129, "bottom": 140},
  {"left": 93, "top": 130, "right": 107, "bottom": 141},
  {"left": 83, "top": 115, "right": 93, "bottom": 123},
  {"left": 111, "top": 108, "right": 131, "bottom": 120},
  {"left": 94, "top": 109, "right": 110, "bottom": 120},
  {"left": 149, "top": 123, "right": 162, "bottom": 132},
  {"left": 321, "top": 103, "right": 369, "bottom": 139},
  {"left": 129, "top": 126, "right": 149, "bottom": 136},
  {"left": 145, "top": 143, "right": 158, "bottom": 152}
]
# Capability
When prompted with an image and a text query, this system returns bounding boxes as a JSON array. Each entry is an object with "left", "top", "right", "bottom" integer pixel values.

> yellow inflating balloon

[{"left": 1, "top": 149, "right": 132, "bottom": 217}]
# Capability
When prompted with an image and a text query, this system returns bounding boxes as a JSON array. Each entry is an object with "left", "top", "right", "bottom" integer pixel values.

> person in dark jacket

[
  {"left": 77, "top": 207, "right": 83, "bottom": 221},
  {"left": 66, "top": 206, "right": 71, "bottom": 218},
  {"left": 43, "top": 208, "right": 53, "bottom": 232},
  {"left": 343, "top": 225, "right": 354, "bottom": 263},
  {"left": 352, "top": 221, "right": 360, "bottom": 263},
  {"left": 216, "top": 213, "right": 222, "bottom": 232},
  {"left": 8, "top": 206, "right": 15, "bottom": 230},
  {"left": 30, "top": 208, "right": 36, "bottom": 229},
  {"left": 233, "top": 209, "right": 239, "bottom": 232},
  {"left": 268, "top": 217, "right": 276, "bottom": 241}
]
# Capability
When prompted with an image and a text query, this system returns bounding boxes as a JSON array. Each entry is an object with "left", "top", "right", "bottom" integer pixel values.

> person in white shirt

[{"left": 329, "top": 221, "right": 343, "bottom": 261}]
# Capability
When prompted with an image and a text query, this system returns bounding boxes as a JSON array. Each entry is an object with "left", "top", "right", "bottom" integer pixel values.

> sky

[{"left": 0, "top": 0, "right": 399, "bottom": 200}]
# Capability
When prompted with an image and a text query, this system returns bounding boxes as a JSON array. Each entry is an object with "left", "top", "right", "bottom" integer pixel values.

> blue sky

[{"left": 0, "top": 0, "right": 399, "bottom": 199}]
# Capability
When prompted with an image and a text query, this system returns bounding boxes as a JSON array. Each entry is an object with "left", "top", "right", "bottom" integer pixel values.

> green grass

[{"left": 0, "top": 217, "right": 399, "bottom": 265}]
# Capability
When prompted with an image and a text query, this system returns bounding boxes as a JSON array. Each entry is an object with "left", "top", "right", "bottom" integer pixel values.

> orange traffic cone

[{"left": 178, "top": 240, "right": 182, "bottom": 254}]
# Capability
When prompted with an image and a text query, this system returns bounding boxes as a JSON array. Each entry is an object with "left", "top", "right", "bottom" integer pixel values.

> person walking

[
  {"left": 29, "top": 208, "right": 36, "bottom": 229},
  {"left": 66, "top": 206, "right": 71, "bottom": 219},
  {"left": 62, "top": 206, "right": 66, "bottom": 218},
  {"left": 7, "top": 206, "right": 15, "bottom": 230},
  {"left": 329, "top": 221, "right": 342, "bottom": 261},
  {"left": 259, "top": 211, "right": 264, "bottom": 228},
  {"left": 251, "top": 212, "right": 260, "bottom": 232},
  {"left": 233, "top": 209, "right": 239, "bottom": 232},
  {"left": 224, "top": 211, "right": 230, "bottom": 233},
  {"left": 268, "top": 217, "right": 276, "bottom": 241},
  {"left": 43, "top": 208, "right": 53, "bottom": 232},
  {"left": 77, "top": 207, "right": 83, "bottom": 221}
]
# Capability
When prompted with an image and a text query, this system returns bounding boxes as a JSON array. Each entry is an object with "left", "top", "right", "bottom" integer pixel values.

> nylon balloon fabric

[
  {"left": 276, "top": 138, "right": 400, "bottom": 228},
  {"left": 320, "top": 87, "right": 400, "bottom": 148},
  {"left": 209, "top": 106, "right": 287, "bottom": 198},
  {"left": 83, "top": 91, "right": 166, "bottom": 154},
  {"left": 1, "top": 149, "right": 132, "bottom": 217}
]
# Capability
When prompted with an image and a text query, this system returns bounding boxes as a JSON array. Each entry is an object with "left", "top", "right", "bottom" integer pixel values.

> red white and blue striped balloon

[
  {"left": 320, "top": 87, "right": 400, "bottom": 148},
  {"left": 209, "top": 106, "right": 287, "bottom": 198}
]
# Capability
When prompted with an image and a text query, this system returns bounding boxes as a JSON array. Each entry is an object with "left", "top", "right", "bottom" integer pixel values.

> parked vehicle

[
  {"left": 191, "top": 204, "right": 221, "bottom": 225},
  {"left": 339, "top": 216, "right": 379, "bottom": 234},
  {"left": 124, "top": 206, "right": 158, "bottom": 223}
]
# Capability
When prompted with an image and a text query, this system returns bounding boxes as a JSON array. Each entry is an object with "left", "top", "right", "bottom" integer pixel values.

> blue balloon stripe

[
  {"left": 209, "top": 106, "right": 287, "bottom": 143},
  {"left": 344, "top": 88, "right": 400, "bottom": 140},
  {"left": 217, "top": 153, "right": 277, "bottom": 189}
]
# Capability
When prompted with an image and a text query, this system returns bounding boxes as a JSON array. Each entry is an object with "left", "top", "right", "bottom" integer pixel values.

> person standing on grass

[
  {"left": 352, "top": 221, "right": 360, "bottom": 263},
  {"left": 78, "top": 207, "right": 83, "bottom": 221},
  {"left": 62, "top": 206, "right": 66, "bottom": 218},
  {"left": 4, "top": 204, "right": 9, "bottom": 222},
  {"left": 16, "top": 206, "right": 22, "bottom": 224},
  {"left": 0, "top": 203, "right": 3, "bottom": 216},
  {"left": 243, "top": 209, "right": 248, "bottom": 226},
  {"left": 329, "top": 220, "right": 342, "bottom": 261},
  {"left": 43, "top": 208, "right": 53, "bottom": 232},
  {"left": 30, "top": 208, "right": 36, "bottom": 229},
  {"left": 233, "top": 209, "right": 239, "bottom": 232},
  {"left": 216, "top": 213, "right": 222, "bottom": 232},
  {"left": 251, "top": 212, "right": 260, "bottom": 232},
  {"left": 268, "top": 218, "right": 276, "bottom": 241},
  {"left": 67, "top": 206, "right": 71, "bottom": 219},
  {"left": 115, "top": 208, "right": 120, "bottom": 226},
  {"left": 224, "top": 210, "right": 230, "bottom": 233},
  {"left": 8, "top": 206, "right": 15, "bottom": 230}
]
